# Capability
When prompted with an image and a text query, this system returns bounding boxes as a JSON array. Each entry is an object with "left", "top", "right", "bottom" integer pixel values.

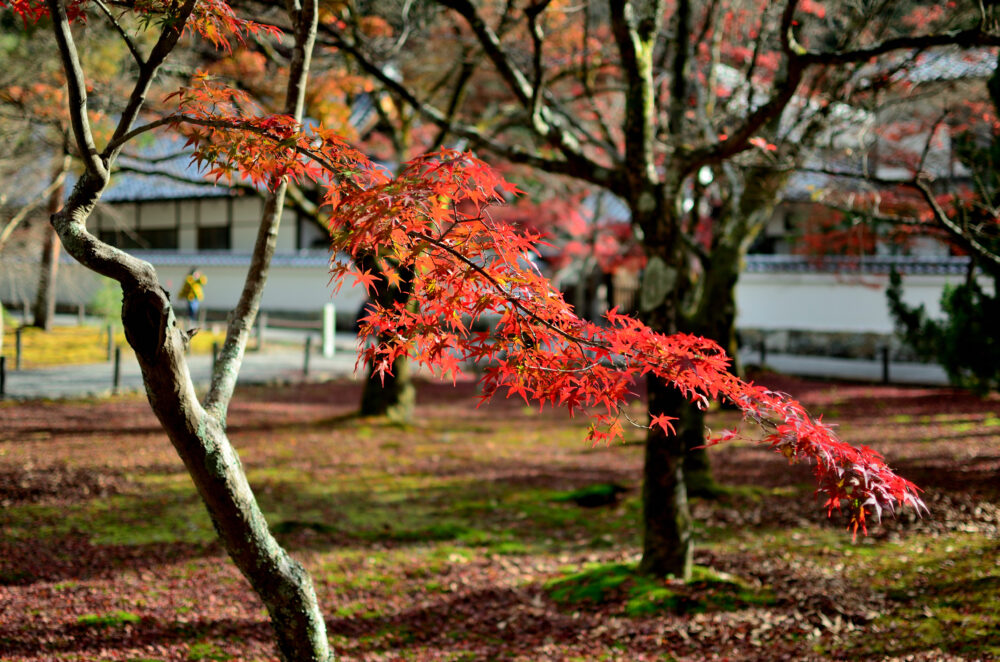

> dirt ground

[{"left": 1, "top": 373, "right": 998, "bottom": 661}]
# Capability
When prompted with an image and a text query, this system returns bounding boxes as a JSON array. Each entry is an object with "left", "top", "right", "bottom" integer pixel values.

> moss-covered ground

[
  {"left": 1, "top": 323, "right": 226, "bottom": 368},
  {"left": 1, "top": 374, "right": 997, "bottom": 660}
]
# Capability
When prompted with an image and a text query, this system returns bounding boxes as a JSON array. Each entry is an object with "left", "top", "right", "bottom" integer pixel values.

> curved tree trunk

[
  {"left": 43, "top": 0, "right": 332, "bottom": 658},
  {"left": 121, "top": 283, "right": 332, "bottom": 661}
]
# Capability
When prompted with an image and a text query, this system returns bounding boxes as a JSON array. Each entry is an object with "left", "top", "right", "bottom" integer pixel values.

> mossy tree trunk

[{"left": 678, "top": 168, "right": 788, "bottom": 497}]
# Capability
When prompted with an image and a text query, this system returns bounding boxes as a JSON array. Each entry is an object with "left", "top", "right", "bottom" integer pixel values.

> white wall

[
  {"left": 155, "top": 260, "right": 366, "bottom": 316},
  {"left": 2, "top": 254, "right": 367, "bottom": 319},
  {"left": 734, "top": 271, "right": 983, "bottom": 333}
]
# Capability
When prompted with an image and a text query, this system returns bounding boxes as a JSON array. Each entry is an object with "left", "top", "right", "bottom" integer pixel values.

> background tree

[
  {"left": 325, "top": 0, "right": 1000, "bottom": 577},
  {"left": 797, "top": 44, "right": 1000, "bottom": 393}
]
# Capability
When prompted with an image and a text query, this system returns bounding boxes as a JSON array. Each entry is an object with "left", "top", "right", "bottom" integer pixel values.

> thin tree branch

[
  {"left": 102, "top": 0, "right": 198, "bottom": 164},
  {"left": 204, "top": 0, "right": 319, "bottom": 416},
  {"left": 796, "top": 166, "right": 1000, "bottom": 270},
  {"left": 46, "top": 0, "right": 108, "bottom": 180},
  {"left": 0, "top": 154, "right": 71, "bottom": 252},
  {"left": 93, "top": 0, "right": 146, "bottom": 67},
  {"left": 320, "top": 30, "right": 620, "bottom": 189},
  {"left": 798, "top": 27, "right": 1000, "bottom": 67},
  {"left": 913, "top": 175, "right": 1000, "bottom": 271}
]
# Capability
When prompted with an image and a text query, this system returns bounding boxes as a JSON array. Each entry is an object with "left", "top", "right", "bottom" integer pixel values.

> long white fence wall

[
  {"left": 1, "top": 251, "right": 367, "bottom": 319},
  {"left": 2, "top": 253, "right": 986, "bottom": 334},
  {"left": 735, "top": 256, "right": 983, "bottom": 334},
  {"left": 146, "top": 253, "right": 365, "bottom": 316}
]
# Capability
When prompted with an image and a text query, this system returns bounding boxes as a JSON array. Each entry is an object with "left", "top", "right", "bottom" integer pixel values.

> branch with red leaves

[{"left": 321, "top": 149, "right": 925, "bottom": 537}]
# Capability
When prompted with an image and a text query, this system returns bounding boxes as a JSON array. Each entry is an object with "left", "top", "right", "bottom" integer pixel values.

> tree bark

[
  {"left": 361, "top": 353, "right": 415, "bottom": 419},
  {"left": 32, "top": 168, "right": 65, "bottom": 331},
  {"left": 43, "top": 0, "right": 333, "bottom": 658},
  {"left": 122, "top": 284, "right": 331, "bottom": 661},
  {"left": 358, "top": 261, "right": 416, "bottom": 421},
  {"left": 639, "top": 375, "right": 693, "bottom": 579},
  {"left": 633, "top": 189, "right": 697, "bottom": 579}
]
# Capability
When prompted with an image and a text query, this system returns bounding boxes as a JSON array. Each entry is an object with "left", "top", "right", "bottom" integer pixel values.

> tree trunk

[
  {"left": 32, "top": 165, "right": 66, "bottom": 331},
  {"left": 42, "top": 0, "right": 332, "bottom": 655},
  {"left": 680, "top": 246, "right": 742, "bottom": 498},
  {"left": 358, "top": 261, "right": 415, "bottom": 421},
  {"left": 639, "top": 375, "right": 693, "bottom": 579},
  {"left": 361, "top": 353, "right": 415, "bottom": 419},
  {"left": 120, "top": 284, "right": 332, "bottom": 661},
  {"left": 32, "top": 224, "right": 60, "bottom": 331},
  {"left": 633, "top": 190, "right": 696, "bottom": 579},
  {"left": 679, "top": 169, "right": 787, "bottom": 498}
]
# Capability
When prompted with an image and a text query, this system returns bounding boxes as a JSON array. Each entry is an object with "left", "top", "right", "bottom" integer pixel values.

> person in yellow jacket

[{"left": 178, "top": 268, "right": 206, "bottom": 326}]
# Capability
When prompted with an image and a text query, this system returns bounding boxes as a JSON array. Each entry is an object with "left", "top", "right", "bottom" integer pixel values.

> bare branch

[
  {"left": 320, "top": 30, "right": 620, "bottom": 189},
  {"left": 102, "top": 0, "right": 198, "bottom": 164},
  {"left": 797, "top": 166, "right": 1000, "bottom": 271},
  {"left": 93, "top": 0, "right": 146, "bottom": 67},
  {"left": 46, "top": 0, "right": 108, "bottom": 180},
  {"left": 913, "top": 176, "right": 1000, "bottom": 271},
  {"left": 205, "top": 0, "right": 319, "bottom": 416},
  {"left": 798, "top": 27, "right": 1000, "bottom": 67},
  {"left": 0, "top": 154, "right": 71, "bottom": 252}
]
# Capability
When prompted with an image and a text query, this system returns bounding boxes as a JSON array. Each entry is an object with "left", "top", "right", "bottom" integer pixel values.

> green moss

[
  {"left": 845, "top": 535, "right": 1000, "bottom": 659},
  {"left": 187, "top": 641, "right": 231, "bottom": 661},
  {"left": 545, "top": 562, "right": 775, "bottom": 616},
  {"left": 77, "top": 611, "right": 141, "bottom": 628}
]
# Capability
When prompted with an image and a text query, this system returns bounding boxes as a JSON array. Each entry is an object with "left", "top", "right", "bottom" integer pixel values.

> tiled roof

[
  {"left": 126, "top": 249, "right": 345, "bottom": 267},
  {"left": 92, "top": 96, "right": 380, "bottom": 203},
  {"left": 744, "top": 254, "right": 972, "bottom": 275},
  {"left": 104, "top": 135, "right": 236, "bottom": 202}
]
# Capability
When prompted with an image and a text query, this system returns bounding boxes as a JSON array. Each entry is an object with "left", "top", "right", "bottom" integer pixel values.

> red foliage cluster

[{"left": 321, "top": 149, "right": 925, "bottom": 536}]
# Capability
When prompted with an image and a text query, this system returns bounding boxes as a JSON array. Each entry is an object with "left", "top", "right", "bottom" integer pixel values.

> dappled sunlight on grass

[{"left": 0, "top": 324, "right": 226, "bottom": 368}]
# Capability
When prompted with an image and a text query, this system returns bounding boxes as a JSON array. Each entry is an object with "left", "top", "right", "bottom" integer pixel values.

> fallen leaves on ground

[{"left": 0, "top": 374, "right": 997, "bottom": 661}]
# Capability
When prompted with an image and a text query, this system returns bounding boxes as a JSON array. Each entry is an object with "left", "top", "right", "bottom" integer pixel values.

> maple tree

[
  {"left": 322, "top": 0, "right": 1000, "bottom": 578},
  {"left": 1, "top": 0, "right": 932, "bottom": 659}
]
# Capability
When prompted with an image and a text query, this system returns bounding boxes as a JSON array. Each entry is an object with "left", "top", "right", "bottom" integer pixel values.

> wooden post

[
  {"left": 303, "top": 335, "right": 312, "bottom": 378},
  {"left": 255, "top": 313, "right": 267, "bottom": 351},
  {"left": 15, "top": 326, "right": 23, "bottom": 371},
  {"left": 759, "top": 336, "right": 766, "bottom": 366},
  {"left": 1, "top": 356, "right": 6, "bottom": 399},
  {"left": 322, "top": 303, "right": 336, "bottom": 358},
  {"left": 881, "top": 346, "right": 890, "bottom": 384},
  {"left": 77, "top": 303, "right": 85, "bottom": 324},
  {"left": 113, "top": 346, "right": 122, "bottom": 395}
]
